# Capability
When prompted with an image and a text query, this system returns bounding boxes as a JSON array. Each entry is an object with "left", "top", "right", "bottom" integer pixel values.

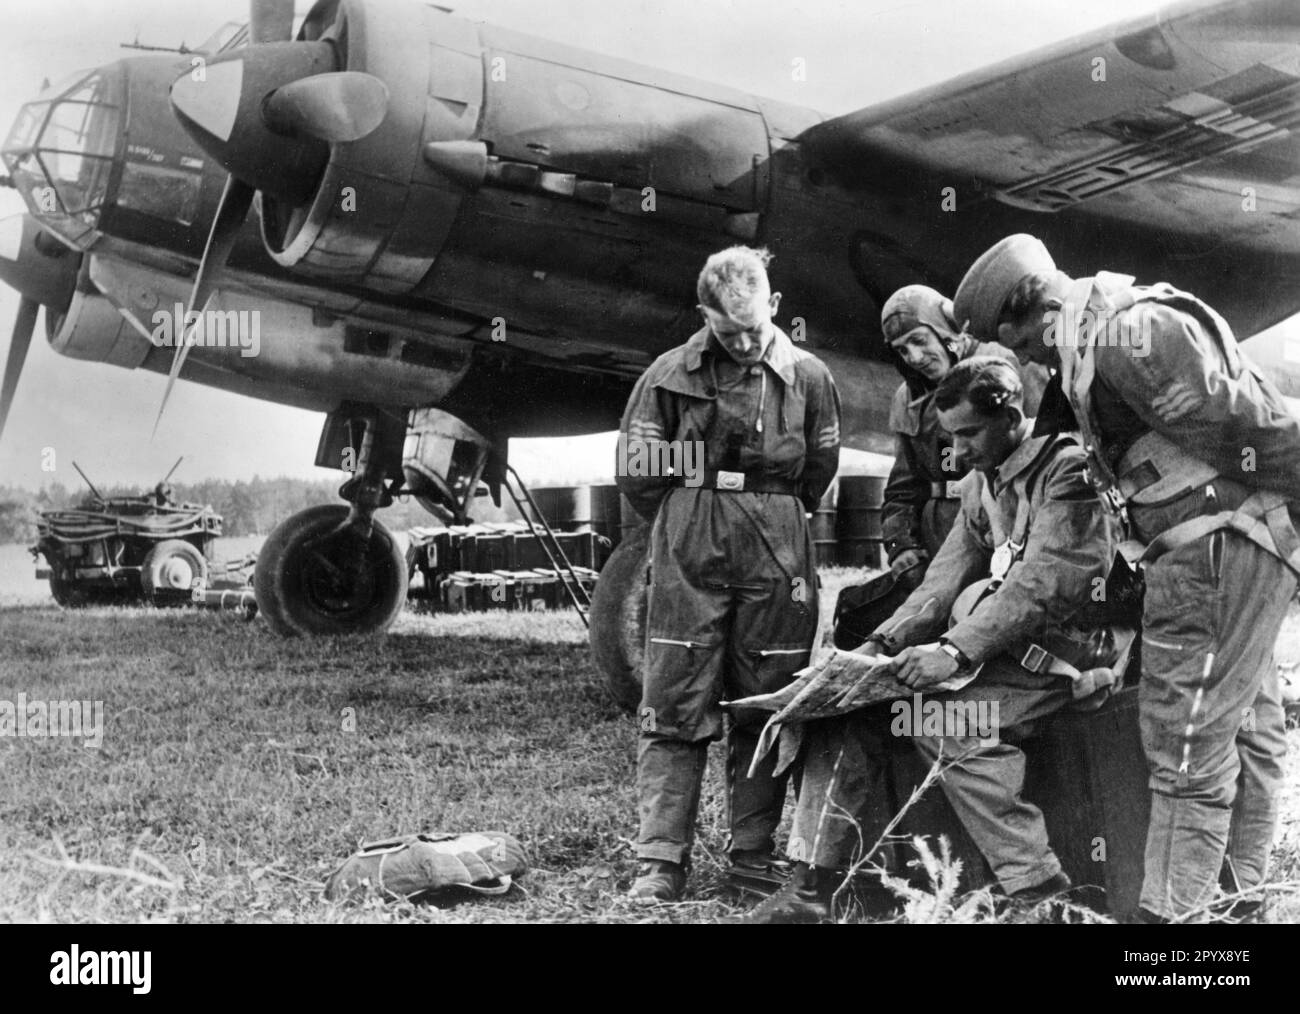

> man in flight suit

[
  {"left": 617, "top": 246, "right": 841, "bottom": 902},
  {"left": 745, "top": 356, "right": 1129, "bottom": 922},
  {"left": 954, "top": 234, "right": 1300, "bottom": 922},
  {"left": 881, "top": 285, "right": 1043, "bottom": 573},
  {"left": 834, "top": 288, "right": 1045, "bottom": 652}
]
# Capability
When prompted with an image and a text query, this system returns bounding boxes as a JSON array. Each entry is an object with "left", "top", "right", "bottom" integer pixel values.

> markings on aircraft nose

[{"left": 555, "top": 81, "right": 590, "bottom": 111}]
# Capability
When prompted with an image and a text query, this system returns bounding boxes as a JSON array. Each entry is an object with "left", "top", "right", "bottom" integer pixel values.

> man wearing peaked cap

[{"left": 954, "top": 232, "right": 1300, "bottom": 923}]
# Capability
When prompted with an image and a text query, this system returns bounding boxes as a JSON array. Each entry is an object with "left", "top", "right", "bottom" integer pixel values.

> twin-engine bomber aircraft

[{"left": 1, "top": 0, "right": 1298, "bottom": 638}]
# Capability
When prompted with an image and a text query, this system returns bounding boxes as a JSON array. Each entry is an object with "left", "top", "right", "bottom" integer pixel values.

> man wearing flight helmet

[
  {"left": 834, "top": 287, "right": 1044, "bottom": 652},
  {"left": 880, "top": 285, "right": 1044, "bottom": 575}
]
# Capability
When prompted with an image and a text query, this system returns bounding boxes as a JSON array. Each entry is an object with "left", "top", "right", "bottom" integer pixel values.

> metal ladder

[{"left": 501, "top": 464, "right": 594, "bottom": 628}]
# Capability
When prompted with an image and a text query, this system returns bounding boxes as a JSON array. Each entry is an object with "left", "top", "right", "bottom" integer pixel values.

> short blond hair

[{"left": 697, "top": 246, "right": 773, "bottom": 313}]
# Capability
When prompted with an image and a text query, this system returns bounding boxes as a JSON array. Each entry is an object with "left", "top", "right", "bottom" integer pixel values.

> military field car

[{"left": 31, "top": 463, "right": 222, "bottom": 607}]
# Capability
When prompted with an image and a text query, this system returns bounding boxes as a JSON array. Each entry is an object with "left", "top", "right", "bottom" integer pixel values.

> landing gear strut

[{"left": 255, "top": 413, "right": 408, "bottom": 636}]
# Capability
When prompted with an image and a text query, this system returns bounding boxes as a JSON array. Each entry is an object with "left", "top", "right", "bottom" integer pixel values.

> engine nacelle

[
  {"left": 260, "top": 0, "right": 482, "bottom": 291},
  {"left": 259, "top": 0, "right": 775, "bottom": 299},
  {"left": 47, "top": 269, "right": 152, "bottom": 369},
  {"left": 85, "top": 255, "right": 472, "bottom": 413},
  {"left": 166, "top": 0, "right": 880, "bottom": 362}
]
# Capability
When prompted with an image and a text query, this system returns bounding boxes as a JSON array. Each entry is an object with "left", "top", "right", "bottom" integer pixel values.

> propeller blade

[
  {"left": 0, "top": 214, "right": 80, "bottom": 310},
  {"left": 250, "top": 0, "right": 296, "bottom": 44},
  {"left": 0, "top": 297, "right": 39, "bottom": 443},
  {"left": 153, "top": 176, "right": 255, "bottom": 437},
  {"left": 263, "top": 72, "right": 390, "bottom": 143}
]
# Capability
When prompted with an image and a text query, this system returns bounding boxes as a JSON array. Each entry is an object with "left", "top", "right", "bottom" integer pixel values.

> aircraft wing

[{"left": 803, "top": 0, "right": 1300, "bottom": 358}]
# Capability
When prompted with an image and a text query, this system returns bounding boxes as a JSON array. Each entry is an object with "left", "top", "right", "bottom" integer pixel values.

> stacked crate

[{"left": 406, "top": 520, "right": 605, "bottom": 613}]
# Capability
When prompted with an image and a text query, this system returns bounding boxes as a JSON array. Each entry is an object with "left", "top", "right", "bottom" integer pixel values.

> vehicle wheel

[
  {"left": 141, "top": 539, "right": 209, "bottom": 604},
  {"left": 49, "top": 569, "right": 93, "bottom": 608},
  {"left": 254, "top": 505, "right": 408, "bottom": 637},
  {"left": 588, "top": 522, "right": 650, "bottom": 712}
]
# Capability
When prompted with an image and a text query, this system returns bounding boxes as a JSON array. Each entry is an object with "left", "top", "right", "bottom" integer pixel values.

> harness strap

[
  {"left": 976, "top": 434, "right": 1070, "bottom": 588},
  {"left": 1139, "top": 490, "right": 1300, "bottom": 576},
  {"left": 1059, "top": 277, "right": 1139, "bottom": 498},
  {"left": 1019, "top": 626, "right": 1138, "bottom": 708}
]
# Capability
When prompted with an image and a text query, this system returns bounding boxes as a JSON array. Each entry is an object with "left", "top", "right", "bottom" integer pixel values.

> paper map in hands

[{"left": 724, "top": 644, "right": 978, "bottom": 725}]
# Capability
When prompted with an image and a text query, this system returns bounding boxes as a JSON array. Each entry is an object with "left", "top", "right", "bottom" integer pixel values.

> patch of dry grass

[
  {"left": 1, "top": 577, "right": 1296, "bottom": 924},
  {"left": 0, "top": 604, "right": 752, "bottom": 922}
]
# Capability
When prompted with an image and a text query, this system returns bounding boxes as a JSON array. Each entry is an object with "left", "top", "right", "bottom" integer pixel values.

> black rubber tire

[
  {"left": 254, "top": 505, "right": 408, "bottom": 637},
  {"left": 140, "top": 539, "right": 209, "bottom": 604},
  {"left": 588, "top": 523, "right": 650, "bottom": 712},
  {"left": 49, "top": 570, "right": 93, "bottom": 608}
]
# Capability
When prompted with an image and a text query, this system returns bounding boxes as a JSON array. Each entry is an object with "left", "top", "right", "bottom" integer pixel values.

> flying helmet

[{"left": 881, "top": 285, "right": 970, "bottom": 390}]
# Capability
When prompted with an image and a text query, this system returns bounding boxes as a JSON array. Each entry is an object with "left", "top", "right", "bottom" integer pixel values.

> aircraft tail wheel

[
  {"left": 588, "top": 522, "right": 650, "bottom": 712},
  {"left": 254, "top": 504, "right": 408, "bottom": 637},
  {"left": 141, "top": 539, "right": 209, "bottom": 605}
]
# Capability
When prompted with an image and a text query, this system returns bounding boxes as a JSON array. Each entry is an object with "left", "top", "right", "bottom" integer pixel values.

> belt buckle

[
  {"left": 945, "top": 480, "right": 962, "bottom": 499},
  {"left": 716, "top": 470, "right": 745, "bottom": 492},
  {"left": 1020, "top": 643, "right": 1048, "bottom": 673}
]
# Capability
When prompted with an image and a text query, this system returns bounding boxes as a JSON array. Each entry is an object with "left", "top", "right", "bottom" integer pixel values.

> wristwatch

[{"left": 939, "top": 642, "right": 972, "bottom": 671}]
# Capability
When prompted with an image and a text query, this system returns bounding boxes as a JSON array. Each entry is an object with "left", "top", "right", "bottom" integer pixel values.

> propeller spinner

[{"left": 0, "top": 215, "right": 82, "bottom": 443}]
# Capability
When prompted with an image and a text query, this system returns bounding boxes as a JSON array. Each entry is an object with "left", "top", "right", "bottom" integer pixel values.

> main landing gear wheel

[
  {"left": 141, "top": 539, "right": 208, "bottom": 605},
  {"left": 254, "top": 504, "right": 408, "bottom": 637},
  {"left": 588, "top": 522, "right": 650, "bottom": 712}
]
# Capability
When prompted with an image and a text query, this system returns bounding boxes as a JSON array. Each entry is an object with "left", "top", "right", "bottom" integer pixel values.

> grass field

[{"left": 1, "top": 549, "right": 1298, "bottom": 924}]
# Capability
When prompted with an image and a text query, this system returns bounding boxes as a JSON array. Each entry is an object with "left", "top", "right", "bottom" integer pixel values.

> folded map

[{"left": 724, "top": 644, "right": 978, "bottom": 725}]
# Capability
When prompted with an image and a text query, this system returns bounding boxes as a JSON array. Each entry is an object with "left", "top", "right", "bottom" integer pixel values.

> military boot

[
  {"left": 726, "top": 848, "right": 794, "bottom": 895},
  {"left": 738, "top": 862, "right": 838, "bottom": 924},
  {"left": 996, "top": 870, "right": 1075, "bottom": 923},
  {"left": 1010, "top": 870, "right": 1072, "bottom": 905},
  {"left": 1210, "top": 895, "right": 1265, "bottom": 923},
  {"left": 628, "top": 859, "right": 688, "bottom": 904}
]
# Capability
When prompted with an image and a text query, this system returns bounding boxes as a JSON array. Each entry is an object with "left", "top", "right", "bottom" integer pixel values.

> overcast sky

[{"left": 0, "top": 0, "right": 1251, "bottom": 492}]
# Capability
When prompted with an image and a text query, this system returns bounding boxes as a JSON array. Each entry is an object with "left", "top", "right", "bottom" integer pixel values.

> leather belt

[
  {"left": 671, "top": 470, "right": 800, "bottom": 496},
  {"left": 929, "top": 481, "right": 963, "bottom": 500}
]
